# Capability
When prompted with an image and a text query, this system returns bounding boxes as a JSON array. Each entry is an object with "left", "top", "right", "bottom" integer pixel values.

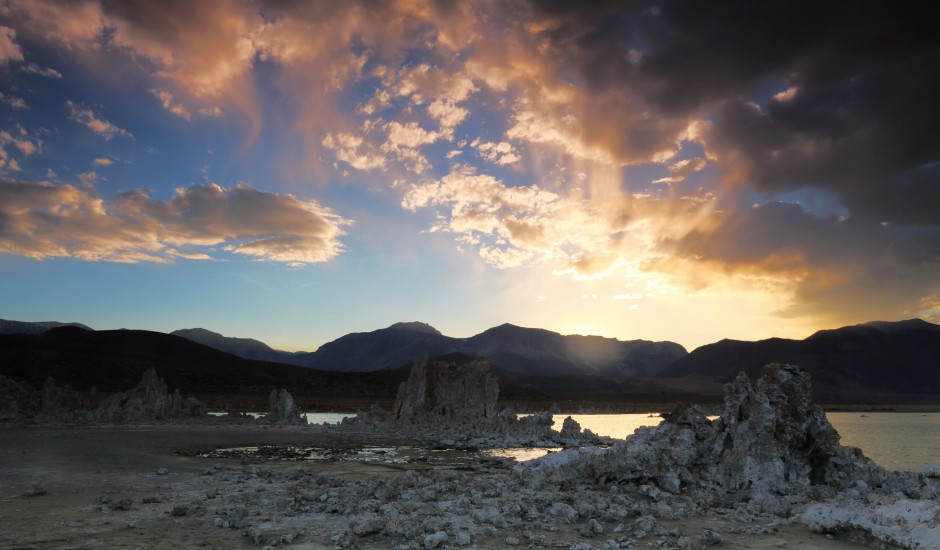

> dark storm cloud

[
  {"left": 673, "top": 201, "right": 940, "bottom": 323},
  {"left": 523, "top": 0, "right": 940, "bottom": 320},
  {"left": 528, "top": 0, "right": 939, "bottom": 221}
]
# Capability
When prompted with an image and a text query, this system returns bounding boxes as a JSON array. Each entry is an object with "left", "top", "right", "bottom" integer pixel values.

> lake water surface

[
  {"left": 554, "top": 412, "right": 940, "bottom": 473},
  {"left": 228, "top": 412, "right": 938, "bottom": 473}
]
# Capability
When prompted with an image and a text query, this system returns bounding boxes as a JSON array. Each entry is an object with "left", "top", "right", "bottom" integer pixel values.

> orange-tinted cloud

[
  {"left": 0, "top": 178, "right": 349, "bottom": 264},
  {"left": 3, "top": 0, "right": 938, "bottom": 329}
]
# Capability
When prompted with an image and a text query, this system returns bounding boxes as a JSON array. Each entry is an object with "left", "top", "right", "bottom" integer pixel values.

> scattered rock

[
  {"left": 699, "top": 528, "right": 722, "bottom": 545},
  {"left": 423, "top": 530, "right": 448, "bottom": 549},
  {"left": 110, "top": 499, "right": 133, "bottom": 511},
  {"left": 22, "top": 483, "right": 47, "bottom": 497}
]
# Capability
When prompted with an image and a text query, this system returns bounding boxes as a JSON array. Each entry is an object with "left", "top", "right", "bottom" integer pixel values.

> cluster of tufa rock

[
  {"left": 0, "top": 368, "right": 205, "bottom": 423},
  {"left": 92, "top": 368, "right": 206, "bottom": 422},
  {"left": 393, "top": 356, "right": 499, "bottom": 422},
  {"left": 525, "top": 364, "right": 939, "bottom": 517},
  {"left": 346, "top": 357, "right": 605, "bottom": 447}
]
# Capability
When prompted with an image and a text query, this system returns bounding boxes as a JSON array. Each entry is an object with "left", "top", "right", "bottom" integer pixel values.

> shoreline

[{"left": 0, "top": 423, "right": 886, "bottom": 550}]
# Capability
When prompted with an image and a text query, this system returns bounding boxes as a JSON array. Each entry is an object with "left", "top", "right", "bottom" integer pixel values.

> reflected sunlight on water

[{"left": 209, "top": 411, "right": 939, "bottom": 472}]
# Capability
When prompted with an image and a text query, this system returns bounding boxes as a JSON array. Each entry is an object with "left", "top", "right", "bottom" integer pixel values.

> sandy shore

[{"left": 0, "top": 423, "right": 881, "bottom": 550}]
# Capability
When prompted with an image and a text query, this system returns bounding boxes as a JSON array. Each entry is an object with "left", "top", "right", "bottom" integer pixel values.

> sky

[{"left": 1, "top": 1, "right": 938, "bottom": 353}]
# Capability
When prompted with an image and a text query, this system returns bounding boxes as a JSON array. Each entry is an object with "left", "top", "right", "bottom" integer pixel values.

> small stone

[
  {"left": 247, "top": 526, "right": 264, "bottom": 545},
  {"left": 99, "top": 493, "right": 111, "bottom": 504},
  {"left": 505, "top": 535, "right": 521, "bottom": 545},
  {"left": 22, "top": 483, "right": 47, "bottom": 497},
  {"left": 423, "top": 531, "right": 448, "bottom": 549},
  {"left": 590, "top": 518, "right": 604, "bottom": 535},
  {"left": 156, "top": 467, "right": 169, "bottom": 476},
  {"left": 700, "top": 528, "right": 723, "bottom": 545},
  {"left": 110, "top": 499, "right": 133, "bottom": 511}
]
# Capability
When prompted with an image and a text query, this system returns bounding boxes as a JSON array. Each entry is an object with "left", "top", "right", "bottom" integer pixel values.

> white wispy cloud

[
  {"left": 22, "top": 62, "right": 63, "bottom": 79},
  {"left": 0, "top": 91, "right": 27, "bottom": 110},
  {"left": 66, "top": 101, "right": 133, "bottom": 140}
]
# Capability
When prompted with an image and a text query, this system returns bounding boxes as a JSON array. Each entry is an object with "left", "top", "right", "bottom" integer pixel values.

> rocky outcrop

[
  {"left": 526, "top": 364, "right": 938, "bottom": 516},
  {"left": 265, "top": 388, "right": 305, "bottom": 424},
  {"left": 92, "top": 368, "right": 205, "bottom": 422},
  {"left": 393, "top": 357, "right": 499, "bottom": 422},
  {"left": 347, "top": 359, "right": 603, "bottom": 447}
]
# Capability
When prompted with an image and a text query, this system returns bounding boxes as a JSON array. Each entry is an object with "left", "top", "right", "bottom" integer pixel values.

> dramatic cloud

[
  {"left": 66, "top": 101, "right": 133, "bottom": 140},
  {"left": 0, "top": 179, "right": 349, "bottom": 264},
  {"left": 1, "top": 0, "right": 938, "bottom": 330},
  {"left": 671, "top": 201, "right": 940, "bottom": 324}
]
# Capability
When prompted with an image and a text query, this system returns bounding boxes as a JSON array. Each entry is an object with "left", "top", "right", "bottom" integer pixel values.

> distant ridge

[
  {"left": 305, "top": 321, "right": 687, "bottom": 378},
  {"left": 658, "top": 319, "right": 940, "bottom": 399},
  {"left": 2, "top": 317, "right": 939, "bottom": 404},
  {"left": 0, "top": 329, "right": 407, "bottom": 404},
  {"left": 171, "top": 328, "right": 307, "bottom": 366},
  {"left": 0, "top": 318, "right": 93, "bottom": 335}
]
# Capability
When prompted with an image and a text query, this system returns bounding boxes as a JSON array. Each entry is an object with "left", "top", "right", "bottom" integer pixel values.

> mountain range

[
  {"left": 170, "top": 328, "right": 308, "bottom": 366},
  {"left": 0, "top": 326, "right": 408, "bottom": 409},
  {"left": 0, "top": 318, "right": 92, "bottom": 334},
  {"left": 661, "top": 319, "right": 940, "bottom": 400},
  {"left": 3, "top": 317, "right": 939, "bottom": 404},
  {"left": 302, "top": 321, "right": 688, "bottom": 378}
]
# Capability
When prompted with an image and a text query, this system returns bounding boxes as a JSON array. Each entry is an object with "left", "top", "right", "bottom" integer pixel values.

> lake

[
  {"left": 553, "top": 412, "right": 940, "bottom": 473},
  {"left": 244, "top": 412, "right": 939, "bottom": 473}
]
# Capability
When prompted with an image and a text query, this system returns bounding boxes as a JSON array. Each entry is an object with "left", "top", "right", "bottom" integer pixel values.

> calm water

[
  {"left": 553, "top": 412, "right": 940, "bottom": 472},
  {"left": 210, "top": 411, "right": 938, "bottom": 472}
]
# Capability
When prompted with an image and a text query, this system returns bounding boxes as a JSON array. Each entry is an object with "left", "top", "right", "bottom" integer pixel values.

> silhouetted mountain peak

[
  {"left": 0, "top": 318, "right": 93, "bottom": 335},
  {"left": 807, "top": 318, "right": 940, "bottom": 340},
  {"left": 170, "top": 327, "right": 309, "bottom": 366},
  {"left": 388, "top": 321, "right": 442, "bottom": 335}
]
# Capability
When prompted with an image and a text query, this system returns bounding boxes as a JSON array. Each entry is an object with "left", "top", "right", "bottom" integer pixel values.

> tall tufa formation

[
  {"left": 93, "top": 368, "right": 205, "bottom": 422},
  {"left": 266, "top": 388, "right": 305, "bottom": 424},
  {"left": 393, "top": 357, "right": 499, "bottom": 422}
]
